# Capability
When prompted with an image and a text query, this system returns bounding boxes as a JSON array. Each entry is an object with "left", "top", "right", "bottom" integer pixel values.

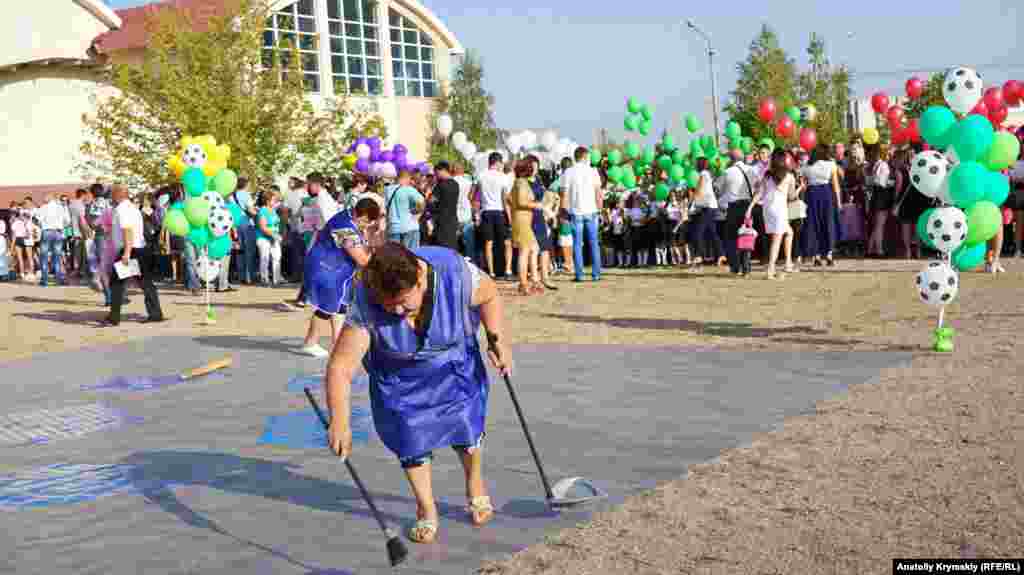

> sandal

[
  {"left": 467, "top": 495, "right": 494, "bottom": 526},
  {"left": 408, "top": 518, "right": 438, "bottom": 543},
  {"left": 516, "top": 285, "right": 532, "bottom": 296}
]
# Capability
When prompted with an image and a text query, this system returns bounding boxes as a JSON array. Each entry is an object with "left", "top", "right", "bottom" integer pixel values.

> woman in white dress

[{"left": 747, "top": 149, "right": 805, "bottom": 278}]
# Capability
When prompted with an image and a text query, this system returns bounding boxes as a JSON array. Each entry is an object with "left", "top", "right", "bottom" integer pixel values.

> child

[
  {"left": 557, "top": 218, "right": 573, "bottom": 275},
  {"left": 608, "top": 199, "right": 627, "bottom": 267}
]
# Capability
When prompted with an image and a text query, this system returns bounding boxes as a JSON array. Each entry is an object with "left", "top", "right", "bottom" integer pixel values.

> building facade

[{"left": 0, "top": 0, "right": 463, "bottom": 204}]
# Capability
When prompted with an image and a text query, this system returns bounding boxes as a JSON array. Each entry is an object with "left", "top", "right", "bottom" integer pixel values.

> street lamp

[{"left": 686, "top": 19, "right": 721, "bottom": 148}]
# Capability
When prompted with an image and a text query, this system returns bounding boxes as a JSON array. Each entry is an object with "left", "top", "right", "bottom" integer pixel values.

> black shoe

[{"left": 141, "top": 316, "right": 167, "bottom": 324}]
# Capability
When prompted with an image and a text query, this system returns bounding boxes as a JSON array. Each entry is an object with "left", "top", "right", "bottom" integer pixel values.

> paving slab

[{"left": 0, "top": 336, "right": 912, "bottom": 574}]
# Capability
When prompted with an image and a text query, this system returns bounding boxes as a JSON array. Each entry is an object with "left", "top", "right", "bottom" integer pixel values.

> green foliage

[
  {"left": 904, "top": 72, "right": 946, "bottom": 120},
  {"left": 78, "top": 0, "right": 385, "bottom": 188},
  {"left": 795, "top": 33, "right": 850, "bottom": 147},
  {"left": 724, "top": 24, "right": 798, "bottom": 144},
  {"left": 427, "top": 49, "right": 498, "bottom": 168}
]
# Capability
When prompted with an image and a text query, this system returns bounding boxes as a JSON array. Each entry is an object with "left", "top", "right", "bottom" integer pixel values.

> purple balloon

[
  {"left": 393, "top": 144, "right": 408, "bottom": 156},
  {"left": 355, "top": 158, "right": 369, "bottom": 173},
  {"left": 368, "top": 137, "right": 381, "bottom": 150},
  {"left": 380, "top": 151, "right": 394, "bottom": 163}
]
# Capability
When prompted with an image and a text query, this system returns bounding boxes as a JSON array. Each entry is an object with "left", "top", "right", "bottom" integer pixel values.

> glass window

[
  {"left": 334, "top": 76, "right": 348, "bottom": 94},
  {"left": 349, "top": 76, "right": 365, "bottom": 94},
  {"left": 363, "top": 25, "right": 376, "bottom": 39},
  {"left": 409, "top": 81, "right": 421, "bottom": 97},
  {"left": 421, "top": 63, "right": 432, "bottom": 80},
  {"left": 365, "top": 41, "right": 378, "bottom": 57},
  {"left": 261, "top": 49, "right": 274, "bottom": 68},
  {"left": 345, "top": 22, "right": 360, "bottom": 37},
  {"left": 299, "top": 34, "right": 316, "bottom": 50},
  {"left": 362, "top": 0, "right": 376, "bottom": 22},
  {"left": 328, "top": 0, "right": 340, "bottom": 20},
  {"left": 368, "top": 77, "right": 381, "bottom": 95},
  {"left": 304, "top": 74, "right": 320, "bottom": 92},
  {"left": 391, "top": 45, "right": 401, "bottom": 59},
  {"left": 298, "top": 17, "right": 315, "bottom": 33},
  {"left": 346, "top": 38, "right": 362, "bottom": 55},
  {"left": 389, "top": 8, "right": 440, "bottom": 99},
  {"left": 275, "top": 14, "right": 292, "bottom": 29},
  {"left": 348, "top": 57, "right": 363, "bottom": 75},
  {"left": 297, "top": 0, "right": 314, "bottom": 16},
  {"left": 390, "top": 29, "right": 401, "bottom": 43},
  {"left": 329, "top": 21, "right": 342, "bottom": 36},
  {"left": 420, "top": 47, "right": 432, "bottom": 62},
  {"left": 402, "top": 17, "right": 414, "bottom": 29},
  {"left": 332, "top": 56, "right": 346, "bottom": 74},
  {"left": 330, "top": 37, "right": 344, "bottom": 54},
  {"left": 344, "top": 0, "right": 359, "bottom": 20},
  {"left": 422, "top": 82, "right": 435, "bottom": 98},
  {"left": 404, "top": 45, "right": 418, "bottom": 60},
  {"left": 406, "top": 62, "right": 419, "bottom": 79},
  {"left": 403, "top": 30, "right": 417, "bottom": 44},
  {"left": 393, "top": 61, "right": 404, "bottom": 78},
  {"left": 366, "top": 58, "right": 381, "bottom": 77},
  {"left": 420, "top": 32, "right": 433, "bottom": 46},
  {"left": 388, "top": 8, "right": 401, "bottom": 27},
  {"left": 394, "top": 80, "right": 406, "bottom": 96},
  {"left": 302, "top": 53, "right": 318, "bottom": 72}
]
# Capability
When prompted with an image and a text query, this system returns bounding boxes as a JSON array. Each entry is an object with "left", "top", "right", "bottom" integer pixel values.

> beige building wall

[{"left": 1, "top": 1, "right": 117, "bottom": 69}]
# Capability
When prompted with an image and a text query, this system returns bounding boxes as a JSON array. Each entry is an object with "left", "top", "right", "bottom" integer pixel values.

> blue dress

[
  {"left": 349, "top": 247, "right": 489, "bottom": 460},
  {"left": 530, "top": 178, "right": 552, "bottom": 251},
  {"left": 304, "top": 210, "right": 363, "bottom": 315},
  {"left": 800, "top": 183, "right": 838, "bottom": 258}
]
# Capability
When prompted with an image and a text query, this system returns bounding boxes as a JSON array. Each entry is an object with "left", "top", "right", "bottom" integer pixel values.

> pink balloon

[
  {"left": 758, "top": 98, "right": 777, "bottom": 123},
  {"left": 989, "top": 105, "right": 1009, "bottom": 126},
  {"left": 905, "top": 77, "right": 924, "bottom": 100},
  {"left": 871, "top": 92, "right": 890, "bottom": 114},
  {"left": 775, "top": 116, "right": 795, "bottom": 138},
  {"left": 1003, "top": 80, "right": 1022, "bottom": 106},
  {"left": 798, "top": 127, "right": 817, "bottom": 151},
  {"left": 983, "top": 87, "right": 1004, "bottom": 112}
]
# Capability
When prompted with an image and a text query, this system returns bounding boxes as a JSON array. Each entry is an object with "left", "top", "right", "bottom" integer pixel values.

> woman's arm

[
  {"left": 832, "top": 167, "right": 842, "bottom": 209},
  {"left": 258, "top": 213, "right": 274, "bottom": 238}
]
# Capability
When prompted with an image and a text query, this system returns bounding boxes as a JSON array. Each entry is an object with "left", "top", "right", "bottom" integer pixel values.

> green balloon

[
  {"left": 207, "top": 234, "right": 232, "bottom": 260},
  {"left": 965, "top": 200, "right": 1001, "bottom": 245},
  {"left": 671, "top": 150, "right": 685, "bottom": 165},
  {"left": 625, "top": 115, "right": 639, "bottom": 132},
  {"left": 685, "top": 168, "right": 699, "bottom": 188},
  {"left": 622, "top": 172, "right": 637, "bottom": 188},
  {"left": 952, "top": 115, "right": 995, "bottom": 163},
  {"left": 701, "top": 135, "right": 715, "bottom": 152},
  {"left": 638, "top": 119, "right": 652, "bottom": 136},
  {"left": 187, "top": 225, "right": 210, "bottom": 248},
  {"left": 162, "top": 209, "right": 190, "bottom": 237},
  {"left": 642, "top": 147, "right": 656, "bottom": 165},
  {"left": 669, "top": 164, "right": 685, "bottom": 183},
  {"left": 725, "top": 121, "right": 742, "bottom": 141},
  {"left": 654, "top": 183, "right": 670, "bottom": 202},
  {"left": 740, "top": 137, "right": 754, "bottom": 154},
  {"left": 948, "top": 162, "right": 988, "bottom": 210},
  {"left": 622, "top": 163, "right": 635, "bottom": 178},
  {"left": 608, "top": 165, "right": 623, "bottom": 183},
  {"left": 625, "top": 142, "right": 641, "bottom": 159},
  {"left": 662, "top": 134, "right": 676, "bottom": 151},
  {"left": 982, "top": 132, "right": 1021, "bottom": 172},
  {"left": 685, "top": 114, "right": 702, "bottom": 134},
  {"left": 608, "top": 149, "right": 623, "bottom": 166},
  {"left": 984, "top": 172, "right": 1010, "bottom": 206},
  {"left": 916, "top": 208, "right": 936, "bottom": 249},
  {"left": 951, "top": 242, "right": 986, "bottom": 271},
  {"left": 759, "top": 137, "right": 776, "bottom": 152},
  {"left": 627, "top": 97, "right": 641, "bottom": 114},
  {"left": 920, "top": 106, "right": 957, "bottom": 148},
  {"left": 213, "top": 169, "right": 239, "bottom": 197},
  {"left": 657, "top": 155, "right": 673, "bottom": 170},
  {"left": 590, "top": 149, "right": 602, "bottom": 166},
  {"left": 641, "top": 104, "right": 653, "bottom": 122},
  {"left": 689, "top": 139, "right": 703, "bottom": 156},
  {"left": 786, "top": 106, "right": 801, "bottom": 124},
  {"left": 182, "top": 167, "right": 207, "bottom": 198},
  {"left": 184, "top": 198, "right": 211, "bottom": 227}
]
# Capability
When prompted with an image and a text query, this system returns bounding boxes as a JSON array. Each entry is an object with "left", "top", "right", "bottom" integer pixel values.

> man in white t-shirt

[
  {"left": 720, "top": 150, "right": 758, "bottom": 274},
  {"left": 283, "top": 177, "right": 309, "bottom": 282},
  {"left": 477, "top": 153, "right": 513, "bottom": 278},
  {"left": 452, "top": 163, "right": 477, "bottom": 264},
  {"left": 560, "top": 146, "right": 603, "bottom": 282},
  {"left": 36, "top": 193, "right": 70, "bottom": 286},
  {"left": 103, "top": 184, "right": 164, "bottom": 327}
]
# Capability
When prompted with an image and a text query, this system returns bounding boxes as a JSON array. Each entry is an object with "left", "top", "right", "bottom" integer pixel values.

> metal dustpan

[{"left": 549, "top": 476, "right": 608, "bottom": 509}]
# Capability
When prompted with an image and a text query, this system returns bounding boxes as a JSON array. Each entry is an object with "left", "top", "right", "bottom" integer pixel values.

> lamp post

[{"left": 686, "top": 19, "right": 721, "bottom": 148}]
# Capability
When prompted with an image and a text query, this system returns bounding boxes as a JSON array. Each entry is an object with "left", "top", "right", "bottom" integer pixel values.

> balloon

[
  {"left": 924, "top": 207, "right": 968, "bottom": 254},
  {"left": 657, "top": 155, "right": 673, "bottom": 171},
  {"left": 871, "top": 92, "right": 890, "bottom": 114},
  {"left": 758, "top": 99, "right": 777, "bottom": 123},
  {"left": 916, "top": 208, "right": 936, "bottom": 249},
  {"left": 182, "top": 167, "right": 206, "bottom": 198},
  {"left": 906, "top": 77, "right": 925, "bottom": 100},
  {"left": 920, "top": 106, "right": 957, "bottom": 148},
  {"left": 891, "top": 127, "right": 909, "bottom": 146},
  {"left": 906, "top": 119, "right": 922, "bottom": 143},
  {"left": 886, "top": 106, "right": 904, "bottom": 128},
  {"left": 1003, "top": 80, "right": 1022, "bottom": 106},
  {"left": 662, "top": 134, "right": 675, "bottom": 150},
  {"left": 988, "top": 105, "right": 1008, "bottom": 127},
  {"left": 785, "top": 106, "right": 801, "bottom": 124},
  {"left": 915, "top": 262, "right": 959, "bottom": 307},
  {"left": 462, "top": 142, "right": 477, "bottom": 159},
  {"left": 393, "top": 143, "right": 408, "bottom": 156},
  {"left": 436, "top": 114, "right": 453, "bottom": 137},
  {"left": 964, "top": 200, "right": 1000, "bottom": 245},
  {"left": 983, "top": 87, "right": 1003, "bottom": 112},
  {"left": 758, "top": 137, "right": 776, "bottom": 152},
  {"left": 187, "top": 225, "right": 210, "bottom": 248},
  {"left": 862, "top": 127, "right": 879, "bottom": 145},
  {"left": 641, "top": 104, "right": 653, "bottom": 122},
  {"left": 207, "top": 206, "right": 233, "bottom": 237},
  {"left": 622, "top": 171, "right": 637, "bottom": 189},
  {"left": 909, "top": 151, "right": 949, "bottom": 198},
  {"left": 207, "top": 234, "right": 231, "bottom": 260},
  {"left": 627, "top": 97, "right": 641, "bottom": 114},
  {"left": 343, "top": 154, "right": 357, "bottom": 168},
  {"left": 943, "top": 67, "right": 983, "bottom": 116},
  {"left": 948, "top": 161, "right": 989, "bottom": 209},
  {"left": 607, "top": 165, "right": 623, "bottom": 184},
  {"left": 685, "top": 168, "right": 699, "bottom": 189},
  {"left": 184, "top": 198, "right": 211, "bottom": 227},
  {"left": 981, "top": 132, "right": 1021, "bottom": 172},
  {"left": 969, "top": 99, "right": 989, "bottom": 119},
  {"left": 590, "top": 149, "right": 602, "bottom": 166},
  {"left": 624, "top": 115, "right": 638, "bottom": 132},
  {"left": 642, "top": 147, "right": 656, "bottom": 165},
  {"left": 776, "top": 116, "right": 795, "bottom": 138},
  {"left": 355, "top": 158, "right": 369, "bottom": 173},
  {"left": 638, "top": 119, "right": 651, "bottom": 136},
  {"left": 670, "top": 149, "right": 684, "bottom": 165},
  {"left": 608, "top": 149, "right": 623, "bottom": 165},
  {"left": 625, "top": 142, "right": 640, "bottom": 159},
  {"left": 654, "top": 183, "right": 670, "bottom": 202},
  {"left": 740, "top": 137, "right": 754, "bottom": 155},
  {"left": 669, "top": 164, "right": 685, "bottom": 183},
  {"left": 451, "top": 131, "right": 468, "bottom": 150},
  {"left": 213, "top": 169, "right": 238, "bottom": 197},
  {"left": 355, "top": 143, "right": 371, "bottom": 159},
  {"left": 983, "top": 171, "right": 1010, "bottom": 206},
  {"left": 685, "top": 114, "right": 702, "bottom": 133},
  {"left": 162, "top": 210, "right": 189, "bottom": 237},
  {"left": 367, "top": 137, "right": 381, "bottom": 150},
  {"left": 951, "top": 242, "right": 986, "bottom": 272},
  {"left": 799, "top": 128, "right": 817, "bottom": 152},
  {"left": 800, "top": 104, "right": 817, "bottom": 123},
  {"left": 952, "top": 115, "right": 994, "bottom": 163},
  {"left": 725, "top": 121, "right": 742, "bottom": 141}
]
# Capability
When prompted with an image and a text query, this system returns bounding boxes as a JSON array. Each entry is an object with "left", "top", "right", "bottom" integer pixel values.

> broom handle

[{"left": 181, "top": 357, "right": 233, "bottom": 380}]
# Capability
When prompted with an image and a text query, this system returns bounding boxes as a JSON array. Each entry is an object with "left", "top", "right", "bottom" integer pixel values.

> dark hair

[
  {"left": 864, "top": 143, "right": 881, "bottom": 164},
  {"left": 574, "top": 146, "right": 588, "bottom": 161},
  {"left": 560, "top": 157, "right": 573, "bottom": 171},
  {"left": 352, "top": 197, "right": 382, "bottom": 220},
  {"left": 434, "top": 161, "right": 451, "bottom": 173},
  {"left": 351, "top": 174, "right": 369, "bottom": 187},
  {"left": 514, "top": 159, "right": 533, "bottom": 178},
  {"left": 767, "top": 149, "right": 790, "bottom": 184},
  {"left": 306, "top": 172, "right": 324, "bottom": 185},
  {"left": 695, "top": 157, "right": 709, "bottom": 172},
  {"left": 526, "top": 154, "right": 541, "bottom": 166},
  {"left": 488, "top": 152, "right": 503, "bottom": 167},
  {"left": 236, "top": 177, "right": 249, "bottom": 191},
  {"left": 366, "top": 242, "right": 421, "bottom": 297},
  {"left": 75, "top": 188, "right": 88, "bottom": 198},
  {"left": 810, "top": 143, "right": 833, "bottom": 164}
]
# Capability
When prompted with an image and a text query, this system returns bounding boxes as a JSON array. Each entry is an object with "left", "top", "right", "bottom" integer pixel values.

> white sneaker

[
  {"left": 995, "top": 262, "right": 1006, "bottom": 274},
  {"left": 301, "top": 344, "right": 330, "bottom": 358}
]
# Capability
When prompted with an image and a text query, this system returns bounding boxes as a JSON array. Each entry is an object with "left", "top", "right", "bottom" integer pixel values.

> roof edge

[
  {"left": 394, "top": 0, "right": 463, "bottom": 54},
  {"left": 74, "top": 0, "right": 124, "bottom": 30}
]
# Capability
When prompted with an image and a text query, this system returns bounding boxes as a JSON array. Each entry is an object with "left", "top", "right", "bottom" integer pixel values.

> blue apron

[
  {"left": 304, "top": 211, "right": 362, "bottom": 315},
  {"left": 351, "top": 247, "right": 489, "bottom": 459}
]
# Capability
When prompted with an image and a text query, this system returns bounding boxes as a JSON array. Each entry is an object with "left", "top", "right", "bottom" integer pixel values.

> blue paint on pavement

[{"left": 258, "top": 406, "right": 373, "bottom": 450}]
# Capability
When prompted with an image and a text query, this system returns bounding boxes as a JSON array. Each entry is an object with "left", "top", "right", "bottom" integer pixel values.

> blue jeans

[
  {"left": 460, "top": 221, "right": 477, "bottom": 265},
  {"left": 39, "top": 230, "right": 65, "bottom": 285},
  {"left": 236, "top": 225, "right": 258, "bottom": 284},
  {"left": 389, "top": 230, "right": 420, "bottom": 250},
  {"left": 571, "top": 214, "right": 601, "bottom": 281},
  {"left": 182, "top": 242, "right": 200, "bottom": 290}
]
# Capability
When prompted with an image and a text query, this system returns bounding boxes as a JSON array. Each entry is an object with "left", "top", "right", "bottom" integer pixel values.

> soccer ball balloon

[
  {"left": 182, "top": 143, "right": 208, "bottom": 168},
  {"left": 909, "top": 151, "right": 949, "bottom": 198},
  {"left": 201, "top": 191, "right": 225, "bottom": 211},
  {"left": 943, "top": 67, "right": 983, "bottom": 116},
  {"left": 195, "top": 254, "right": 221, "bottom": 283},
  {"left": 915, "top": 262, "right": 959, "bottom": 307},
  {"left": 208, "top": 206, "right": 233, "bottom": 237},
  {"left": 925, "top": 207, "right": 967, "bottom": 254}
]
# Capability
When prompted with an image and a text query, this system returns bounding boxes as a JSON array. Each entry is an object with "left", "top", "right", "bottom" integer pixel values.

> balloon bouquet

[
  {"left": 756, "top": 97, "right": 818, "bottom": 153},
  {"left": 903, "top": 68, "right": 1020, "bottom": 352},
  {"left": 164, "top": 135, "right": 240, "bottom": 324},
  {"left": 342, "top": 136, "right": 431, "bottom": 181}
]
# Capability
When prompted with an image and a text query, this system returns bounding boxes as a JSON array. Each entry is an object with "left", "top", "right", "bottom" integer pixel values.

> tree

[
  {"left": 426, "top": 49, "right": 498, "bottom": 167},
  {"left": 723, "top": 24, "right": 798, "bottom": 145},
  {"left": 78, "top": 0, "right": 386, "bottom": 188},
  {"left": 904, "top": 72, "right": 946, "bottom": 120},
  {"left": 795, "top": 33, "right": 850, "bottom": 146}
]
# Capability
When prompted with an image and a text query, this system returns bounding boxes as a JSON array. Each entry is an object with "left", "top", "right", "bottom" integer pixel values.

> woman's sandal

[
  {"left": 516, "top": 285, "right": 532, "bottom": 296},
  {"left": 467, "top": 495, "right": 494, "bottom": 526},
  {"left": 408, "top": 518, "right": 438, "bottom": 543}
]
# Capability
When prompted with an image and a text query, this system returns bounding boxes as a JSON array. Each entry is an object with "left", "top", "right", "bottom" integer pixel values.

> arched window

[
  {"left": 388, "top": 8, "right": 436, "bottom": 98},
  {"left": 263, "top": 0, "right": 320, "bottom": 92},
  {"left": 326, "top": 0, "right": 382, "bottom": 95}
]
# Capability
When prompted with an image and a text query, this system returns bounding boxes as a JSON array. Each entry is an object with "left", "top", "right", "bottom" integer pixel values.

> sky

[{"left": 106, "top": 0, "right": 1023, "bottom": 145}]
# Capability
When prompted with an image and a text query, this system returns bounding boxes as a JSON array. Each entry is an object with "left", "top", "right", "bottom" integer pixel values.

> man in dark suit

[{"left": 430, "top": 161, "right": 461, "bottom": 250}]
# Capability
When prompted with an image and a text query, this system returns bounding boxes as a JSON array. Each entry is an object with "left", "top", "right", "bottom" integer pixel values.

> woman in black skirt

[
  {"left": 894, "top": 146, "right": 936, "bottom": 260},
  {"left": 865, "top": 143, "right": 894, "bottom": 257}
]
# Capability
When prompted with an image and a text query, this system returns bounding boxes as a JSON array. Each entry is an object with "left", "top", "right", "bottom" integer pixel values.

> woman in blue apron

[
  {"left": 298, "top": 198, "right": 383, "bottom": 358},
  {"left": 324, "top": 242, "right": 512, "bottom": 544}
]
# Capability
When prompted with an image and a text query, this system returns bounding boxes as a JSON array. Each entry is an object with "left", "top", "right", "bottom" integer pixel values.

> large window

[
  {"left": 263, "top": 0, "right": 320, "bottom": 93},
  {"left": 388, "top": 8, "right": 436, "bottom": 98},
  {"left": 327, "top": 0, "right": 382, "bottom": 95}
]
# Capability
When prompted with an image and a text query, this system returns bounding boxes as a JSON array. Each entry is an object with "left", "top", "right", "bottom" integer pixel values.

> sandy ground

[{"left": 3, "top": 258, "right": 1023, "bottom": 572}]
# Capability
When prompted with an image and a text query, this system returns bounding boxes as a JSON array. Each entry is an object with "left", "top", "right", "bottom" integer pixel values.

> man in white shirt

[
  {"left": 103, "top": 184, "right": 164, "bottom": 327},
  {"left": 477, "top": 153, "right": 513, "bottom": 278},
  {"left": 720, "top": 150, "right": 758, "bottom": 274},
  {"left": 37, "top": 193, "right": 70, "bottom": 286},
  {"left": 560, "top": 146, "right": 603, "bottom": 282},
  {"left": 282, "top": 177, "right": 308, "bottom": 282},
  {"left": 452, "top": 163, "right": 478, "bottom": 265}
]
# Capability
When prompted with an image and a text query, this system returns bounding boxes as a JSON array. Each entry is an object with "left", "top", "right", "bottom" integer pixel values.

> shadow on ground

[
  {"left": 542, "top": 313, "right": 827, "bottom": 338},
  {"left": 13, "top": 309, "right": 143, "bottom": 326}
]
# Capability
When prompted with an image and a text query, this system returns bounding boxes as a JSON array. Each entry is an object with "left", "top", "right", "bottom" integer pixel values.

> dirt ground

[{"left": 3, "top": 259, "right": 1023, "bottom": 573}]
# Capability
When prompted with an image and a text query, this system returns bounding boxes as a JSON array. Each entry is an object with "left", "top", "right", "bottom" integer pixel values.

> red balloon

[
  {"left": 886, "top": 105, "right": 904, "bottom": 128},
  {"left": 970, "top": 100, "right": 989, "bottom": 118},
  {"left": 891, "top": 127, "right": 907, "bottom": 146},
  {"left": 905, "top": 77, "right": 924, "bottom": 100},
  {"left": 775, "top": 116, "right": 795, "bottom": 138},
  {"left": 758, "top": 98, "right": 777, "bottom": 123},
  {"left": 871, "top": 92, "right": 890, "bottom": 114},
  {"left": 983, "top": 87, "right": 1004, "bottom": 112},
  {"left": 799, "top": 127, "right": 817, "bottom": 151},
  {"left": 989, "top": 105, "right": 1009, "bottom": 126},
  {"left": 1003, "top": 80, "right": 1022, "bottom": 106},
  {"left": 906, "top": 118, "right": 922, "bottom": 143}
]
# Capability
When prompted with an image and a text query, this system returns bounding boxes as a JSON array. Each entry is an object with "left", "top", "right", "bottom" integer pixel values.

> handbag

[
  {"left": 737, "top": 217, "right": 757, "bottom": 252},
  {"left": 787, "top": 174, "right": 807, "bottom": 220}
]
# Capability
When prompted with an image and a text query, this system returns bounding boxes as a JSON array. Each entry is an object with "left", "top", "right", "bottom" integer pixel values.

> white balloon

[
  {"left": 936, "top": 176, "right": 954, "bottom": 205},
  {"left": 925, "top": 206, "right": 968, "bottom": 254},
  {"left": 915, "top": 261, "right": 959, "bottom": 307},
  {"left": 201, "top": 190, "right": 225, "bottom": 211},
  {"left": 195, "top": 255, "right": 222, "bottom": 283},
  {"left": 451, "top": 131, "right": 468, "bottom": 149},
  {"left": 541, "top": 130, "right": 558, "bottom": 151},
  {"left": 505, "top": 134, "right": 520, "bottom": 152},
  {"left": 521, "top": 131, "right": 536, "bottom": 150},
  {"left": 942, "top": 67, "right": 983, "bottom": 116},
  {"left": 909, "top": 150, "right": 949, "bottom": 198},
  {"left": 461, "top": 142, "right": 477, "bottom": 159},
  {"left": 382, "top": 163, "right": 398, "bottom": 179},
  {"left": 208, "top": 206, "right": 233, "bottom": 238},
  {"left": 436, "top": 114, "right": 453, "bottom": 137},
  {"left": 355, "top": 143, "right": 371, "bottom": 159}
]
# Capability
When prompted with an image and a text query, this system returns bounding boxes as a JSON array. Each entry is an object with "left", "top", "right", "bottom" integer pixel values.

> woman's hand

[{"left": 328, "top": 420, "right": 352, "bottom": 460}]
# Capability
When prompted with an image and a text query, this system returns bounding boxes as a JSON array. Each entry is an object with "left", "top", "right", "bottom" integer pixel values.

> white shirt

[
  {"left": 801, "top": 160, "right": 836, "bottom": 186},
  {"left": 719, "top": 162, "right": 756, "bottom": 206},
  {"left": 315, "top": 192, "right": 339, "bottom": 229},
  {"left": 870, "top": 161, "right": 891, "bottom": 188},
  {"left": 694, "top": 171, "right": 718, "bottom": 209},
  {"left": 284, "top": 187, "right": 308, "bottom": 231},
  {"left": 563, "top": 161, "right": 600, "bottom": 215},
  {"left": 454, "top": 174, "right": 474, "bottom": 223},
  {"left": 37, "top": 200, "right": 69, "bottom": 231},
  {"left": 478, "top": 168, "right": 510, "bottom": 212},
  {"left": 112, "top": 199, "right": 145, "bottom": 251}
]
